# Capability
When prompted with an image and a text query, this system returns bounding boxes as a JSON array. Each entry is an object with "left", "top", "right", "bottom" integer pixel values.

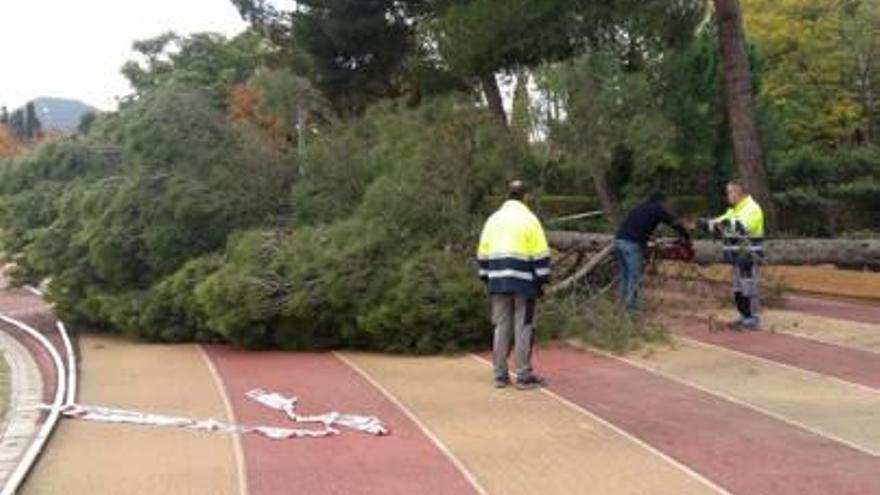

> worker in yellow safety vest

[
  {"left": 477, "top": 180, "right": 550, "bottom": 390},
  {"left": 703, "top": 179, "right": 766, "bottom": 330}
]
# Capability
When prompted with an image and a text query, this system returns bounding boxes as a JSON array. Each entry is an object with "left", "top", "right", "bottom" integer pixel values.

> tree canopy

[{"left": 1, "top": 1, "right": 878, "bottom": 353}]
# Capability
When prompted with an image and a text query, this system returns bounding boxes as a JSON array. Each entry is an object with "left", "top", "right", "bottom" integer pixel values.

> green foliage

[
  {"left": 290, "top": 0, "right": 413, "bottom": 115},
  {"left": 1, "top": 85, "right": 296, "bottom": 330},
  {"left": 361, "top": 250, "right": 487, "bottom": 354},
  {"left": 186, "top": 98, "right": 514, "bottom": 351},
  {"left": 743, "top": 0, "right": 868, "bottom": 147},
  {"left": 122, "top": 31, "right": 268, "bottom": 106},
  {"left": 538, "top": 295, "right": 670, "bottom": 354},
  {"left": 5, "top": 0, "right": 880, "bottom": 358},
  {"left": 771, "top": 146, "right": 880, "bottom": 235},
  {"left": 195, "top": 231, "right": 288, "bottom": 348},
  {"left": 535, "top": 196, "right": 602, "bottom": 217},
  {"left": 290, "top": 117, "right": 378, "bottom": 226},
  {"left": 432, "top": 0, "right": 575, "bottom": 77},
  {"left": 547, "top": 50, "right": 678, "bottom": 203},
  {"left": 770, "top": 146, "right": 880, "bottom": 191}
]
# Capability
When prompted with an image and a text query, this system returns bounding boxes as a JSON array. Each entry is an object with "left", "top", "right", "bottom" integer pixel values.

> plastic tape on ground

[{"left": 41, "top": 388, "right": 389, "bottom": 439}]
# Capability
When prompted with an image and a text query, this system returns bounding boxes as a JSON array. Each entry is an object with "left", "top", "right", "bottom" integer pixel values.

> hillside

[{"left": 31, "top": 97, "right": 96, "bottom": 134}]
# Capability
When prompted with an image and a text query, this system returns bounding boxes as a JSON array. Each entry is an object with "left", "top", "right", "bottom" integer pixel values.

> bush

[
  {"left": 2, "top": 93, "right": 525, "bottom": 354},
  {"left": 290, "top": 118, "right": 378, "bottom": 227},
  {"left": 1, "top": 85, "right": 296, "bottom": 328},
  {"left": 538, "top": 294, "right": 669, "bottom": 354},
  {"left": 135, "top": 256, "right": 223, "bottom": 342},
  {"left": 770, "top": 146, "right": 880, "bottom": 191},
  {"left": 272, "top": 220, "right": 396, "bottom": 350},
  {"left": 361, "top": 250, "right": 487, "bottom": 354},
  {"left": 193, "top": 97, "right": 515, "bottom": 352}
]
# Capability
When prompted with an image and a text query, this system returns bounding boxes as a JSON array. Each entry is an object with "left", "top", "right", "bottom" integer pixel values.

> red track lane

[
  {"left": 667, "top": 316, "right": 880, "bottom": 390},
  {"left": 204, "top": 347, "right": 477, "bottom": 495},
  {"left": 784, "top": 295, "right": 880, "bottom": 325},
  {"left": 535, "top": 345, "right": 880, "bottom": 495},
  {"left": 0, "top": 290, "right": 46, "bottom": 319},
  {"left": 0, "top": 291, "right": 61, "bottom": 404}
]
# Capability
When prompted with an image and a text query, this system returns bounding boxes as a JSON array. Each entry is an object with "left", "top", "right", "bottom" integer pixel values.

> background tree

[
  {"left": 7, "top": 102, "right": 42, "bottom": 142},
  {"left": 0, "top": 124, "right": 20, "bottom": 158},
  {"left": 121, "top": 31, "right": 268, "bottom": 106},
  {"left": 233, "top": 0, "right": 418, "bottom": 117},
  {"left": 77, "top": 111, "right": 98, "bottom": 135},
  {"left": 546, "top": 51, "right": 676, "bottom": 223},
  {"left": 714, "top": 0, "right": 776, "bottom": 229},
  {"left": 744, "top": 0, "right": 865, "bottom": 147},
  {"left": 847, "top": 0, "right": 880, "bottom": 144}
]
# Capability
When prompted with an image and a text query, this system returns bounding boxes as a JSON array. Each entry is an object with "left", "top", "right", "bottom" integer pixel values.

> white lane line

[
  {"left": 778, "top": 331, "right": 880, "bottom": 356},
  {"left": 679, "top": 335, "right": 880, "bottom": 396},
  {"left": 0, "top": 313, "right": 67, "bottom": 495},
  {"left": 468, "top": 354, "right": 732, "bottom": 495},
  {"left": 583, "top": 340, "right": 880, "bottom": 458},
  {"left": 56, "top": 322, "right": 77, "bottom": 406},
  {"left": 334, "top": 352, "right": 490, "bottom": 495},
  {"left": 199, "top": 346, "right": 250, "bottom": 495},
  {"left": 694, "top": 309, "right": 880, "bottom": 357}
]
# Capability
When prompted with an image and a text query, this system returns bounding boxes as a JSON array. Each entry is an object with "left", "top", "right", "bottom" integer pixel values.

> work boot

[{"left": 515, "top": 374, "right": 547, "bottom": 391}]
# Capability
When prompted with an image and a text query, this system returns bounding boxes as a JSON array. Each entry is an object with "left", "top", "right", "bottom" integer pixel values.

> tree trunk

[
  {"left": 547, "top": 231, "right": 880, "bottom": 267},
  {"left": 714, "top": 0, "right": 777, "bottom": 230},
  {"left": 510, "top": 70, "right": 532, "bottom": 150},
  {"left": 866, "top": 1, "right": 880, "bottom": 146},
  {"left": 591, "top": 167, "right": 621, "bottom": 226},
  {"left": 548, "top": 243, "right": 615, "bottom": 295},
  {"left": 480, "top": 73, "right": 508, "bottom": 126},
  {"left": 860, "top": 53, "right": 874, "bottom": 144}
]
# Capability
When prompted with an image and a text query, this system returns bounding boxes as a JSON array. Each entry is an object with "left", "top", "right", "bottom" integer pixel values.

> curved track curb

[{"left": 0, "top": 286, "right": 76, "bottom": 495}]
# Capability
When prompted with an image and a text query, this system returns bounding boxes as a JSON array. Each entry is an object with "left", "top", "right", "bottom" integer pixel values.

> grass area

[{"left": 538, "top": 294, "right": 671, "bottom": 355}]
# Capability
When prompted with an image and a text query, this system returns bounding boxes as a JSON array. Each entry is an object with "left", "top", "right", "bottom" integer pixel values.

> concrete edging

[{"left": 0, "top": 326, "right": 44, "bottom": 488}]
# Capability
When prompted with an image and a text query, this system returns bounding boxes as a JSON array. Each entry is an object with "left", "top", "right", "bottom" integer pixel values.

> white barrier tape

[
  {"left": 43, "top": 389, "right": 388, "bottom": 440},
  {"left": 247, "top": 388, "right": 388, "bottom": 436}
]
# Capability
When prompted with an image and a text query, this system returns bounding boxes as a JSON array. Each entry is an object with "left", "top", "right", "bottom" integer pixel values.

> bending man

[{"left": 615, "top": 191, "right": 690, "bottom": 310}]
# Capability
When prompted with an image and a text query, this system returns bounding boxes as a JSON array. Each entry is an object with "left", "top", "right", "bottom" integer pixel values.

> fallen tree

[
  {"left": 548, "top": 243, "right": 615, "bottom": 295},
  {"left": 548, "top": 231, "right": 880, "bottom": 267}
]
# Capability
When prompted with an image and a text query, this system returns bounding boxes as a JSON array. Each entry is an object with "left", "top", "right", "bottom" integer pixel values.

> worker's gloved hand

[{"left": 697, "top": 218, "right": 714, "bottom": 234}]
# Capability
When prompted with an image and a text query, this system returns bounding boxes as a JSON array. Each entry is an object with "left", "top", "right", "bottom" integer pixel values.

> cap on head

[{"left": 508, "top": 180, "right": 528, "bottom": 201}]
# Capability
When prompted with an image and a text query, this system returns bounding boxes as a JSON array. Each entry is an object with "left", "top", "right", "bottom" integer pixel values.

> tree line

[{"left": 0, "top": 0, "right": 877, "bottom": 352}]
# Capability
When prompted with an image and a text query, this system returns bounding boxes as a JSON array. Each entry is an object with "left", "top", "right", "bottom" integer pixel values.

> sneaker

[
  {"left": 494, "top": 376, "right": 510, "bottom": 389},
  {"left": 514, "top": 375, "right": 547, "bottom": 390},
  {"left": 736, "top": 317, "right": 761, "bottom": 331}
]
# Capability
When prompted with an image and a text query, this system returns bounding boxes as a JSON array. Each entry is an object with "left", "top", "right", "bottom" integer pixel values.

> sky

[{"left": 0, "top": 0, "right": 248, "bottom": 111}]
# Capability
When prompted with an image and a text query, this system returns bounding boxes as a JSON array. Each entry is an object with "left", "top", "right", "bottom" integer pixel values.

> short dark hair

[
  {"left": 727, "top": 179, "right": 748, "bottom": 192},
  {"left": 508, "top": 180, "right": 528, "bottom": 200}
]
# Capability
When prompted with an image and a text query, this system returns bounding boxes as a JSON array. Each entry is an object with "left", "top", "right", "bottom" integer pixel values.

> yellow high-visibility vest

[
  {"left": 715, "top": 195, "right": 765, "bottom": 238},
  {"left": 477, "top": 200, "right": 551, "bottom": 296},
  {"left": 715, "top": 195, "right": 765, "bottom": 264}
]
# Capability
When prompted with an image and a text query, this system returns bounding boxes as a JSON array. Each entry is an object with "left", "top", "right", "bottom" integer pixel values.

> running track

[{"left": 6, "top": 288, "right": 880, "bottom": 495}]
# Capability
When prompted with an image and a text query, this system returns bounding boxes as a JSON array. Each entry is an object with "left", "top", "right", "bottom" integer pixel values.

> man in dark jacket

[{"left": 615, "top": 192, "right": 690, "bottom": 310}]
